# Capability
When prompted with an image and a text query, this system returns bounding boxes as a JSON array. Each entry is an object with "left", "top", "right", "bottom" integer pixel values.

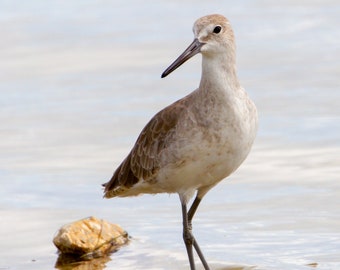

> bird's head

[{"left": 162, "top": 14, "right": 235, "bottom": 78}]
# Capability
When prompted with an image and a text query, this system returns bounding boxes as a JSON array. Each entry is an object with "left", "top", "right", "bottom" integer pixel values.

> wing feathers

[{"left": 103, "top": 98, "right": 189, "bottom": 198}]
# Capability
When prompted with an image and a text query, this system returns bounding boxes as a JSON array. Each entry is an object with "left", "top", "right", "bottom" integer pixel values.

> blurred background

[{"left": 0, "top": 1, "right": 339, "bottom": 269}]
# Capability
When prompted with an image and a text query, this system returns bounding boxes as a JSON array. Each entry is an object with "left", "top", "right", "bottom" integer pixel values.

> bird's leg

[
  {"left": 181, "top": 196, "right": 210, "bottom": 270},
  {"left": 181, "top": 202, "right": 196, "bottom": 270},
  {"left": 188, "top": 196, "right": 202, "bottom": 222},
  {"left": 188, "top": 196, "right": 210, "bottom": 270}
]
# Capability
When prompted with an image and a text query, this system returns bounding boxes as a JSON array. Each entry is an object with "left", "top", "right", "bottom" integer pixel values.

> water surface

[{"left": 1, "top": 1, "right": 339, "bottom": 270}]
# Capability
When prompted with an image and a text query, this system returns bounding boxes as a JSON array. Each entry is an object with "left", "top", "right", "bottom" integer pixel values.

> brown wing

[{"left": 103, "top": 98, "right": 189, "bottom": 198}]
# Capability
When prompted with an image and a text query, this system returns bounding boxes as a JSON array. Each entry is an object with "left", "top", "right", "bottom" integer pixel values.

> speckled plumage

[
  {"left": 103, "top": 14, "right": 258, "bottom": 270},
  {"left": 103, "top": 14, "right": 257, "bottom": 202}
]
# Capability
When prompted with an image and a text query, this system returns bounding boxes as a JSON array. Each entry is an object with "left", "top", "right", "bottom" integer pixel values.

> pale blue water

[{"left": 1, "top": 1, "right": 339, "bottom": 270}]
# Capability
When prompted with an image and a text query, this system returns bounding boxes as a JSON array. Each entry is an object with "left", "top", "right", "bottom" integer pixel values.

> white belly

[{"left": 157, "top": 106, "right": 257, "bottom": 196}]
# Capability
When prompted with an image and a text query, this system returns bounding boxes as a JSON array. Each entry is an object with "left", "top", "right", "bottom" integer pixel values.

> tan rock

[{"left": 53, "top": 216, "right": 128, "bottom": 258}]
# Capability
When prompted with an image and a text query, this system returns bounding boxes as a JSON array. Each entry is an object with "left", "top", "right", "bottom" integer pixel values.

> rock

[{"left": 53, "top": 216, "right": 128, "bottom": 259}]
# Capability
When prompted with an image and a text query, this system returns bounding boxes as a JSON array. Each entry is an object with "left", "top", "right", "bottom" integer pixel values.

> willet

[{"left": 103, "top": 14, "right": 258, "bottom": 270}]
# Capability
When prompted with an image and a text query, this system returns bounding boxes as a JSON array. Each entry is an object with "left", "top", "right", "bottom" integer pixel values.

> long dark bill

[{"left": 161, "top": 38, "right": 205, "bottom": 78}]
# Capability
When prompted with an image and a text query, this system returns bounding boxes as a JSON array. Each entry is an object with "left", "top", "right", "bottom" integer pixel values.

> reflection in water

[
  {"left": 54, "top": 253, "right": 256, "bottom": 270},
  {"left": 1, "top": 0, "right": 339, "bottom": 270},
  {"left": 55, "top": 253, "right": 111, "bottom": 270},
  {"left": 213, "top": 264, "right": 257, "bottom": 270}
]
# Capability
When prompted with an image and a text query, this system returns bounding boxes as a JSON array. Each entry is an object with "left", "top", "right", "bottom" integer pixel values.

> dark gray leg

[
  {"left": 189, "top": 196, "right": 210, "bottom": 270},
  {"left": 181, "top": 202, "right": 196, "bottom": 270},
  {"left": 188, "top": 196, "right": 202, "bottom": 222},
  {"left": 181, "top": 196, "right": 210, "bottom": 270}
]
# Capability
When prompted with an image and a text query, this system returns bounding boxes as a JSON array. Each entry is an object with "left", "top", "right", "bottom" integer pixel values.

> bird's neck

[{"left": 199, "top": 53, "right": 240, "bottom": 99}]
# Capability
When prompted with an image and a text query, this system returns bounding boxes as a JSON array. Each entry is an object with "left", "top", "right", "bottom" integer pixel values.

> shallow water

[{"left": 1, "top": 1, "right": 340, "bottom": 270}]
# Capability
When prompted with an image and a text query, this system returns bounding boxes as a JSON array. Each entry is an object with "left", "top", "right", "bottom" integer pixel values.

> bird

[{"left": 103, "top": 14, "right": 258, "bottom": 270}]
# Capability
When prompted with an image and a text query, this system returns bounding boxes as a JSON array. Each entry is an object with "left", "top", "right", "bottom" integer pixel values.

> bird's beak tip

[{"left": 161, "top": 38, "right": 204, "bottom": 78}]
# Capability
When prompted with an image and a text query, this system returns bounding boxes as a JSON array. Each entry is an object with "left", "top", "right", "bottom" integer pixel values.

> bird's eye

[{"left": 213, "top": 25, "right": 222, "bottom": 34}]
